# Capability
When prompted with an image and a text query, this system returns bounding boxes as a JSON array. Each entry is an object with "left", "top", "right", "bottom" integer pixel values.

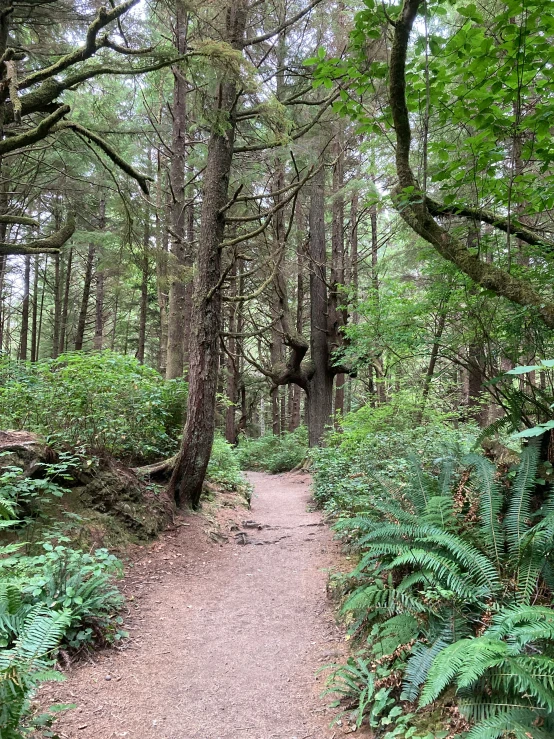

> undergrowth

[
  {"left": 316, "top": 425, "right": 554, "bottom": 738},
  {"left": 0, "top": 460, "right": 126, "bottom": 737},
  {"left": 0, "top": 352, "right": 187, "bottom": 464},
  {"left": 236, "top": 426, "right": 308, "bottom": 472}
]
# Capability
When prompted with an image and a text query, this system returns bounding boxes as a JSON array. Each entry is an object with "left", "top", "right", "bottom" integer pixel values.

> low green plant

[
  {"left": 0, "top": 473, "right": 126, "bottom": 736},
  {"left": 0, "top": 602, "right": 74, "bottom": 738},
  {"left": 312, "top": 421, "right": 478, "bottom": 513},
  {"left": 0, "top": 351, "right": 187, "bottom": 463},
  {"left": 236, "top": 426, "right": 308, "bottom": 473},
  {"left": 322, "top": 441, "right": 554, "bottom": 737},
  {"left": 206, "top": 434, "right": 245, "bottom": 491}
]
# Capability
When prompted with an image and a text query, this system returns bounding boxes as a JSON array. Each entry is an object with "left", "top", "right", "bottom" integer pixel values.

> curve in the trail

[{"left": 48, "top": 471, "right": 345, "bottom": 739}]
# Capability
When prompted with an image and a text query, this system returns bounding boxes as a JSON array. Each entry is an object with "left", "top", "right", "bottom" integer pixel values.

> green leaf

[{"left": 506, "top": 365, "right": 542, "bottom": 375}]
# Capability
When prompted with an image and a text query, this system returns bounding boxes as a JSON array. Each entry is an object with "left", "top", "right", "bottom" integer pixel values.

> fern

[
  {"left": 0, "top": 607, "right": 71, "bottom": 735},
  {"left": 464, "top": 453, "right": 503, "bottom": 566},
  {"left": 402, "top": 623, "right": 454, "bottom": 701},
  {"left": 464, "top": 709, "right": 553, "bottom": 739},
  {"left": 506, "top": 441, "right": 540, "bottom": 554},
  {"left": 405, "top": 454, "right": 436, "bottom": 512},
  {"left": 420, "top": 637, "right": 507, "bottom": 706}
]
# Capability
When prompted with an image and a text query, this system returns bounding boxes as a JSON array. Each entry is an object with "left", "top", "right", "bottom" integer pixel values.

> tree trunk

[
  {"left": 417, "top": 309, "right": 447, "bottom": 423},
  {"left": 74, "top": 245, "right": 95, "bottom": 351},
  {"left": 30, "top": 254, "right": 39, "bottom": 361},
  {"left": 59, "top": 247, "right": 73, "bottom": 353},
  {"left": 224, "top": 264, "right": 238, "bottom": 445},
  {"left": 18, "top": 255, "right": 30, "bottom": 360},
  {"left": 307, "top": 164, "right": 334, "bottom": 447},
  {"left": 169, "top": 2, "right": 248, "bottom": 507},
  {"left": 331, "top": 129, "right": 346, "bottom": 420},
  {"left": 137, "top": 213, "right": 150, "bottom": 364},
  {"left": 165, "top": 0, "right": 190, "bottom": 379},
  {"left": 36, "top": 256, "right": 48, "bottom": 359},
  {"left": 51, "top": 253, "right": 61, "bottom": 358},
  {"left": 93, "top": 196, "right": 106, "bottom": 351}
]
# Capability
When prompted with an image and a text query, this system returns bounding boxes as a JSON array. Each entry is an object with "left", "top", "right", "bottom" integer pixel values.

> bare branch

[
  {"left": 54, "top": 121, "right": 152, "bottom": 194},
  {"left": 0, "top": 214, "right": 75, "bottom": 255},
  {"left": 245, "top": 0, "right": 326, "bottom": 46},
  {"left": 0, "top": 104, "right": 70, "bottom": 155}
]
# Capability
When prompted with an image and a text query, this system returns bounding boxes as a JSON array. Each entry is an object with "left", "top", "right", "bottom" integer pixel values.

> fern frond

[
  {"left": 465, "top": 708, "right": 553, "bottom": 739},
  {"left": 420, "top": 638, "right": 507, "bottom": 706},
  {"left": 17, "top": 607, "right": 71, "bottom": 660},
  {"left": 472, "top": 417, "right": 512, "bottom": 450},
  {"left": 387, "top": 549, "right": 482, "bottom": 600},
  {"left": 406, "top": 454, "right": 436, "bottom": 513},
  {"left": 506, "top": 441, "right": 540, "bottom": 553},
  {"left": 401, "top": 623, "right": 453, "bottom": 701},
  {"left": 464, "top": 453, "right": 503, "bottom": 565}
]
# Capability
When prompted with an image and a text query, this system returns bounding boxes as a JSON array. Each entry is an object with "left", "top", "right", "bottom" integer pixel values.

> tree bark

[
  {"left": 74, "top": 244, "right": 95, "bottom": 351},
  {"left": 93, "top": 196, "right": 106, "bottom": 351},
  {"left": 51, "top": 252, "right": 61, "bottom": 358},
  {"left": 165, "top": 0, "right": 190, "bottom": 379},
  {"left": 307, "top": 165, "right": 334, "bottom": 447},
  {"left": 224, "top": 263, "right": 238, "bottom": 445},
  {"left": 30, "top": 254, "right": 39, "bottom": 361},
  {"left": 169, "top": 2, "right": 248, "bottom": 508},
  {"left": 137, "top": 213, "right": 150, "bottom": 364},
  {"left": 18, "top": 255, "right": 30, "bottom": 360},
  {"left": 59, "top": 247, "right": 73, "bottom": 353}
]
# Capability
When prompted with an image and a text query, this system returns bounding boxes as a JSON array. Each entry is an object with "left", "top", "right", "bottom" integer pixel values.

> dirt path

[{"left": 47, "top": 472, "right": 347, "bottom": 739}]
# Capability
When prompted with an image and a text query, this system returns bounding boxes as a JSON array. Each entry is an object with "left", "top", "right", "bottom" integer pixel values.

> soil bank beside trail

[{"left": 48, "top": 471, "right": 349, "bottom": 739}]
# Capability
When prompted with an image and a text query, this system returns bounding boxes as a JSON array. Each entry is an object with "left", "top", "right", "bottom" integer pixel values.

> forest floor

[{"left": 43, "top": 471, "right": 362, "bottom": 739}]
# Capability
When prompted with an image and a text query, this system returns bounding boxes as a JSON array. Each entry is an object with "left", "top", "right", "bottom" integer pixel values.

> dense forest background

[
  {"left": 6, "top": 0, "right": 553, "bottom": 473},
  {"left": 3, "top": 0, "right": 554, "bottom": 736}
]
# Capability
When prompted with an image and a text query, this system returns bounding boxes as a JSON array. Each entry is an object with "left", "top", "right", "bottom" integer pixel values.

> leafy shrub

[
  {"left": 0, "top": 473, "right": 126, "bottom": 736},
  {"left": 206, "top": 434, "right": 244, "bottom": 491},
  {"left": 325, "top": 441, "right": 554, "bottom": 737},
  {"left": 312, "top": 421, "right": 478, "bottom": 513},
  {"left": 0, "top": 351, "right": 187, "bottom": 463},
  {"left": 236, "top": 426, "right": 308, "bottom": 473}
]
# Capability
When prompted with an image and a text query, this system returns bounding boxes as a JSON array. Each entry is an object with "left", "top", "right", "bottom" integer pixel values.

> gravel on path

[{"left": 48, "top": 471, "right": 350, "bottom": 739}]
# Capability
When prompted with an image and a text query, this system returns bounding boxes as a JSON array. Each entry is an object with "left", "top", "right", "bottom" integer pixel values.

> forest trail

[{"left": 47, "top": 472, "right": 348, "bottom": 739}]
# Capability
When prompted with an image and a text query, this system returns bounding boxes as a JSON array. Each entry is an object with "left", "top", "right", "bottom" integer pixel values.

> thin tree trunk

[
  {"left": 224, "top": 263, "right": 238, "bottom": 444},
  {"left": 74, "top": 245, "right": 95, "bottom": 351},
  {"left": 307, "top": 164, "right": 334, "bottom": 447},
  {"left": 331, "top": 128, "right": 345, "bottom": 420},
  {"left": 30, "top": 254, "right": 39, "bottom": 361},
  {"left": 417, "top": 310, "right": 447, "bottom": 423},
  {"left": 59, "top": 247, "right": 73, "bottom": 354},
  {"left": 169, "top": 1, "right": 247, "bottom": 507},
  {"left": 93, "top": 196, "right": 106, "bottom": 351},
  {"left": 166, "top": 0, "right": 189, "bottom": 379},
  {"left": 18, "top": 255, "right": 30, "bottom": 360},
  {"left": 137, "top": 213, "right": 150, "bottom": 364},
  {"left": 51, "top": 253, "right": 61, "bottom": 358},
  {"left": 35, "top": 256, "right": 48, "bottom": 360}
]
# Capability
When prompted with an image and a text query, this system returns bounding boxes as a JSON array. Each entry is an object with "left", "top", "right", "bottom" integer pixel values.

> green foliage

[
  {"left": 312, "top": 419, "right": 478, "bottom": 513},
  {"left": 236, "top": 427, "right": 308, "bottom": 473},
  {"left": 0, "top": 606, "right": 73, "bottom": 738},
  {"left": 0, "top": 352, "right": 187, "bottom": 463},
  {"left": 206, "top": 434, "right": 244, "bottom": 491},
  {"left": 0, "top": 473, "right": 126, "bottom": 735},
  {"left": 0, "top": 457, "right": 76, "bottom": 526},
  {"left": 318, "top": 433, "right": 554, "bottom": 736}
]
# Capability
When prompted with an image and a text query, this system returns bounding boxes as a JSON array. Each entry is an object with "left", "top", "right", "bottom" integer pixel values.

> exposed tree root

[{"left": 133, "top": 454, "right": 178, "bottom": 480}]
